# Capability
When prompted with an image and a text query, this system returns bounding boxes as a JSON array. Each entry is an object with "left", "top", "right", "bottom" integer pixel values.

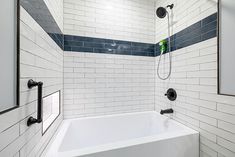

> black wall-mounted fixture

[
  {"left": 165, "top": 88, "right": 177, "bottom": 101},
  {"left": 160, "top": 108, "right": 174, "bottom": 115},
  {"left": 156, "top": 4, "right": 174, "bottom": 19},
  {"left": 27, "top": 79, "right": 43, "bottom": 126}
]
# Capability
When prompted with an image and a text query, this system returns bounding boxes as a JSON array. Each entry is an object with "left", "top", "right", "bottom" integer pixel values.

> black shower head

[
  {"left": 156, "top": 4, "right": 174, "bottom": 19},
  {"left": 156, "top": 7, "right": 167, "bottom": 18}
]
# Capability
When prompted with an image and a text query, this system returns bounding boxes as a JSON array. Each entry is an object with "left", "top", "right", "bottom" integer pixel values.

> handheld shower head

[
  {"left": 156, "top": 4, "right": 174, "bottom": 80},
  {"left": 156, "top": 7, "right": 167, "bottom": 18},
  {"left": 156, "top": 4, "right": 174, "bottom": 19}
]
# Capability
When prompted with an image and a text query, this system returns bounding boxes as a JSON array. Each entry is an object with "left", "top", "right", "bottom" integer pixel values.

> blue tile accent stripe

[
  {"left": 21, "top": 0, "right": 64, "bottom": 50},
  {"left": 48, "top": 33, "right": 64, "bottom": 50},
  {"left": 155, "top": 13, "right": 217, "bottom": 56},
  {"left": 20, "top": 0, "right": 217, "bottom": 57},
  {"left": 64, "top": 35, "right": 155, "bottom": 57}
]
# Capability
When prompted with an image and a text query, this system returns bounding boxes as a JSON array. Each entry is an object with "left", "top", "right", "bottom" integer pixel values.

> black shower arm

[
  {"left": 167, "top": 4, "right": 174, "bottom": 9},
  {"left": 27, "top": 79, "right": 43, "bottom": 126}
]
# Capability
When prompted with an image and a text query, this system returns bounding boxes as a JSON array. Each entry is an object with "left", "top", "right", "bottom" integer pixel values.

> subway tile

[
  {"left": 200, "top": 122, "right": 235, "bottom": 143},
  {"left": 71, "top": 46, "right": 93, "bottom": 52},
  {"left": 0, "top": 124, "right": 19, "bottom": 151},
  {"left": 201, "top": 13, "right": 217, "bottom": 26},
  {"left": 0, "top": 122, "right": 40, "bottom": 157},
  {"left": 217, "top": 103, "right": 235, "bottom": 115},
  {"left": 217, "top": 137, "right": 235, "bottom": 153},
  {"left": 19, "top": 130, "right": 41, "bottom": 157},
  {"left": 200, "top": 78, "right": 217, "bottom": 86},
  {"left": 9, "top": 6, "right": 64, "bottom": 156},
  {"left": 200, "top": 144, "right": 218, "bottom": 157},
  {"left": 64, "top": 41, "right": 83, "bottom": 47},
  {"left": 200, "top": 93, "right": 235, "bottom": 106},
  {"left": 84, "top": 42, "right": 105, "bottom": 48},
  {"left": 187, "top": 111, "right": 217, "bottom": 126},
  {"left": 200, "top": 108, "right": 235, "bottom": 125},
  {"left": 202, "top": 30, "right": 217, "bottom": 41},
  {"left": 64, "top": 51, "right": 155, "bottom": 118},
  {"left": 201, "top": 137, "right": 235, "bottom": 157},
  {"left": 199, "top": 128, "right": 217, "bottom": 143},
  {"left": 186, "top": 97, "right": 216, "bottom": 110},
  {"left": 218, "top": 121, "right": 235, "bottom": 134},
  {"left": 201, "top": 20, "right": 217, "bottom": 35}
]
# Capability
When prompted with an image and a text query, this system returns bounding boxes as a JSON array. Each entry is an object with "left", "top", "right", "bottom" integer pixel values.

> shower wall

[
  {"left": 155, "top": 0, "right": 235, "bottom": 157},
  {"left": 44, "top": 0, "right": 64, "bottom": 31},
  {"left": 64, "top": 52, "right": 155, "bottom": 118},
  {"left": 0, "top": 3, "right": 63, "bottom": 157},
  {"left": 63, "top": 0, "right": 156, "bottom": 118},
  {"left": 64, "top": 0, "right": 155, "bottom": 43}
]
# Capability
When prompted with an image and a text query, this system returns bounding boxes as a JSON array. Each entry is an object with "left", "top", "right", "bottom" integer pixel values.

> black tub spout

[{"left": 160, "top": 108, "right": 174, "bottom": 115}]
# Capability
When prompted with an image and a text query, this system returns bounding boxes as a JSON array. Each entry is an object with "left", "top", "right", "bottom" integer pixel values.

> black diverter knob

[{"left": 165, "top": 88, "right": 177, "bottom": 101}]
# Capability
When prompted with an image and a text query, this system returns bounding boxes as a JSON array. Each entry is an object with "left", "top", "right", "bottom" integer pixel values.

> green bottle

[{"left": 159, "top": 39, "right": 168, "bottom": 53}]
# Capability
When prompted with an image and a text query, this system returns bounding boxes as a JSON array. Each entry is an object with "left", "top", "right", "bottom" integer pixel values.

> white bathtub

[{"left": 44, "top": 111, "right": 199, "bottom": 157}]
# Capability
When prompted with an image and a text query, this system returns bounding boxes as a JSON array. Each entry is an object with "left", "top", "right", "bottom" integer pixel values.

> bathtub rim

[{"left": 44, "top": 111, "right": 199, "bottom": 157}]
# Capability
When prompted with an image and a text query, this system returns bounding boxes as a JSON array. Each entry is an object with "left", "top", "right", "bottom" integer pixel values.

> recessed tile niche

[{"left": 43, "top": 91, "right": 60, "bottom": 133}]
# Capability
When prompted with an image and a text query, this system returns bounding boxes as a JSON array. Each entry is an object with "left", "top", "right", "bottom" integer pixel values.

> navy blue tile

[
  {"left": 71, "top": 36, "right": 84, "bottom": 42},
  {"left": 188, "top": 21, "right": 201, "bottom": 32},
  {"left": 104, "top": 39, "right": 115, "bottom": 44},
  {"left": 119, "top": 44, "right": 132, "bottom": 51},
  {"left": 176, "top": 35, "right": 201, "bottom": 49},
  {"left": 71, "top": 47, "right": 93, "bottom": 52},
  {"left": 64, "top": 35, "right": 74, "bottom": 41},
  {"left": 201, "top": 30, "right": 217, "bottom": 41},
  {"left": 105, "top": 43, "right": 119, "bottom": 49},
  {"left": 84, "top": 42, "right": 105, "bottom": 48},
  {"left": 176, "top": 28, "right": 201, "bottom": 45},
  {"left": 132, "top": 47, "right": 154, "bottom": 52},
  {"left": 131, "top": 51, "right": 148, "bottom": 56},
  {"left": 155, "top": 51, "right": 161, "bottom": 57},
  {"left": 131, "top": 42, "right": 152, "bottom": 47},
  {"left": 87, "top": 37, "right": 106, "bottom": 43},
  {"left": 94, "top": 48, "right": 116, "bottom": 54},
  {"left": 114, "top": 40, "right": 132, "bottom": 45},
  {"left": 175, "top": 28, "right": 189, "bottom": 39},
  {"left": 202, "top": 13, "right": 217, "bottom": 26},
  {"left": 64, "top": 41, "right": 83, "bottom": 47},
  {"left": 64, "top": 46, "right": 72, "bottom": 51},
  {"left": 147, "top": 52, "right": 155, "bottom": 57},
  {"left": 201, "top": 20, "right": 217, "bottom": 34},
  {"left": 64, "top": 34, "right": 155, "bottom": 56}
]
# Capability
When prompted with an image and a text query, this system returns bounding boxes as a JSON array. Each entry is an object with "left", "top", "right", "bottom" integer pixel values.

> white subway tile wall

[
  {"left": 44, "top": 0, "right": 64, "bottom": 32},
  {"left": 0, "top": 7, "right": 63, "bottom": 157},
  {"left": 63, "top": 0, "right": 156, "bottom": 43},
  {"left": 154, "top": 0, "right": 235, "bottom": 155},
  {"left": 155, "top": 1, "right": 235, "bottom": 156},
  {"left": 63, "top": 52, "right": 155, "bottom": 118},
  {"left": 156, "top": 38, "right": 235, "bottom": 157}
]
